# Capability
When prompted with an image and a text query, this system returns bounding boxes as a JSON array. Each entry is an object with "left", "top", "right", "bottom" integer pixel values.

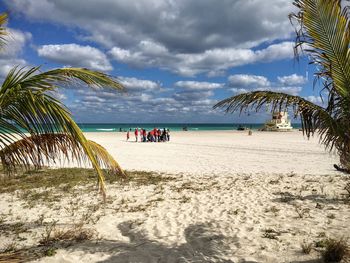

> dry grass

[
  {"left": 262, "top": 228, "right": 280, "bottom": 240},
  {"left": 301, "top": 241, "right": 313, "bottom": 254},
  {"left": 39, "top": 221, "right": 96, "bottom": 246},
  {"left": 293, "top": 204, "right": 310, "bottom": 219},
  {"left": 0, "top": 167, "right": 94, "bottom": 193},
  {"left": 322, "top": 238, "right": 349, "bottom": 263},
  {"left": 345, "top": 181, "right": 350, "bottom": 201},
  {"left": 0, "top": 167, "right": 174, "bottom": 205},
  {"left": 0, "top": 167, "right": 173, "bottom": 193}
]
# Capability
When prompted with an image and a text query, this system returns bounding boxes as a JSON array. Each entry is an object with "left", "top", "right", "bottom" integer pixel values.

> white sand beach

[
  {"left": 0, "top": 131, "right": 349, "bottom": 263},
  {"left": 85, "top": 130, "right": 339, "bottom": 176}
]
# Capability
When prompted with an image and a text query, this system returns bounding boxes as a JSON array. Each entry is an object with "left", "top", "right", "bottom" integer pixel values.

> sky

[{"left": 0, "top": 0, "right": 324, "bottom": 123}]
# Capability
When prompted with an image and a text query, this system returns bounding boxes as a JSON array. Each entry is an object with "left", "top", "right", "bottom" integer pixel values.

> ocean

[{"left": 77, "top": 123, "right": 302, "bottom": 132}]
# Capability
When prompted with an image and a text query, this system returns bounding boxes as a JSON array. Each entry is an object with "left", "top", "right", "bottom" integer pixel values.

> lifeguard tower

[{"left": 263, "top": 112, "right": 293, "bottom": 131}]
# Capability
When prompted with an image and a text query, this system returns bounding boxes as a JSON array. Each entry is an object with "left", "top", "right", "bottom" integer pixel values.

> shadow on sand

[
  {"left": 70, "top": 221, "right": 239, "bottom": 263},
  {"left": 0, "top": 220, "right": 326, "bottom": 262}
]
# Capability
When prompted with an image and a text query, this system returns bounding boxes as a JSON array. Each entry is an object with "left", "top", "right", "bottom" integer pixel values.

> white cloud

[
  {"left": 0, "top": 58, "right": 27, "bottom": 79},
  {"left": 278, "top": 73, "right": 307, "bottom": 85},
  {"left": 173, "top": 90, "right": 214, "bottom": 101},
  {"left": 37, "top": 44, "right": 113, "bottom": 71},
  {"left": 119, "top": 77, "right": 163, "bottom": 92},
  {"left": 274, "top": 86, "right": 302, "bottom": 95},
  {"left": 228, "top": 74, "right": 303, "bottom": 96},
  {"left": 66, "top": 75, "right": 221, "bottom": 120},
  {"left": 254, "top": 42, "right": 295, "bottom": 62},
  {"left": 0, "top": 28, "right": 31, "bottom": 79},
  {"left": 109, "top": 41, "right": 294, "bottom": 77},
  {"left": 1, "top": 28, "right": 32, "bottom": 58},
  {"left": 175, "top": 81, "right": 223, "bottom": 91},
  {"left": 6, "top": 0, "right": 296, "bottom": 76},
  {"left": 5, "top": 0, "right": 294, "bottom": 50},
  {"left": 231, "top": 88, "right": 250, "bottom": 95},
  {"left": 228, "top": 74, "right": 270, "bottom": 88}
]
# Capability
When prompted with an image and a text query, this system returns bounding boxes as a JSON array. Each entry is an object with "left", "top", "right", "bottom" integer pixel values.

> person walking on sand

[
  {"left": 126, "top": 130, "right": 130, "bottom": 141},
  {"left": 135, "top": 128, "right": 138, "bottom": 142}
]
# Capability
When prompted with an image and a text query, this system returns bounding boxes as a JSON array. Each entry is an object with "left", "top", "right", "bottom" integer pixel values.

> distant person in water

[{"left": 135, "top": 128, "right": 138, "bottom": 142}]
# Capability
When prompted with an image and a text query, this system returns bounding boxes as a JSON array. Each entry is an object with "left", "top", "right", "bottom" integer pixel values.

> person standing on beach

[
  {"left": 153, "top": 128, "right": 158, "bottom": 142},
  {"left": 161, "top": 128, "right": 166, "bottom": 141},
  {"left": 126, "top": 130, "right": 130, "bottom": 141},
  {"left": 143, "top": 129, "right": 147, "bottom": 142},
  {"left": 135, "top": 128, "right": 138, "bottom": 142},
  {"left": 150, "top": 129, "right": 155, "bottom": 142}
]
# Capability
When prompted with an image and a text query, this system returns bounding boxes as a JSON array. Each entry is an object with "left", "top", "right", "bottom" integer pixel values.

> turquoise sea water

[{"left": 77, "top": 123, "right": 302, "bottom": 132}]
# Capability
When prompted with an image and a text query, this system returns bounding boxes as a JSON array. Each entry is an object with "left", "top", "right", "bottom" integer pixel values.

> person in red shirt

[{"left": 150, "top": 130, "right": 155, "bottom": 142}]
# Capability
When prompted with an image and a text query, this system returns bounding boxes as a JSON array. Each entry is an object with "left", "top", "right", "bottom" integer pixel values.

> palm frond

[
  {"left": 0, "top": 133, "right": 126, "bottom": 179},
  {"left": 0, "top": 66, "right": 124, "bottom": 143},
  {"left": 0, "top": 13, "right": 8, "bottom": 49},
  {"left": 1, "top": 66, "right": 124, "bottom": 94},
  {"left": 0, "top": 66, "right": 126, "bottom": 198},
  {"left": 290, "top": 0, "right": 350, "bottom": 98},
  {"left": 87, "top": 140, "right": 126, "bottom": 178},
  {"left": 214, "top": 91, "right": 340, "bottom": 150}
]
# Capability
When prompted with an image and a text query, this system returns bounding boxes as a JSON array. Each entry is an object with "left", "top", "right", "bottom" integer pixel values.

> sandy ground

[
  {"left": 85, "top": 130, "right": 339, "bottom": 176},
  {"left": 1, "top": 131, "right": 349, "bottom": 263}
]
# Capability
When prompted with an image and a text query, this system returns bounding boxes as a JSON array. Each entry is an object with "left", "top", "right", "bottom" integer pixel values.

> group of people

[{"left": 127, "top": 128, "right": 170, "bottom": 142}]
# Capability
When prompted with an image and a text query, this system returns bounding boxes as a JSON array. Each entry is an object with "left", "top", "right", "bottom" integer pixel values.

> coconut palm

[
  {"left": 214, "top": 0, "right": 350, "bottom": 172},
  {"left": 0, "top": 13, "right": 126, "bottom": 198}
]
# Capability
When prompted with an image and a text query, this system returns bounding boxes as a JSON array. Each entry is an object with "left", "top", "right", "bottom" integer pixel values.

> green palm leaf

[
  {"left": 291, "top": 0, "right": 350, "bottom": 98},
  {"left": 0, "top": 13, "right": 7, "bottom": 49},
  {"left": 0, "top": 66, "right": 125, "bottom": 199}
]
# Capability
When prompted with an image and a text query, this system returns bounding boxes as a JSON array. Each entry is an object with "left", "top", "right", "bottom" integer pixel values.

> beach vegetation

[
  {"left": 0, "top": 13, "right": 126, "bottom": 199},
  {"left": 0, "top": 167, "right": 173, "bottom": 202},
  {"left": 214, "top": 0, "right": 350, "bottom": 173},
  {"left": 322, "top": 238, "right": 349, "bottom": 263},
  {"left": 301, "top": 241, "right": 313, "bottom": 254},
  {"left": 261, "top": 228, "right": 280, "bottom": 240},
  {"left": 2, "top": 242, "right": 18, "bottom": 253},
  {"left": 345, "top": 181, "right": 350, "bottom": 200},
  {"left": 39, "top": 220, "right": 96, "bottom": 247},
  {"left": 264, "top": 206, "right": 280, "bottom": 216},
  {"left": 293, "top": 203, "right": 310, "bottom": 218}
]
